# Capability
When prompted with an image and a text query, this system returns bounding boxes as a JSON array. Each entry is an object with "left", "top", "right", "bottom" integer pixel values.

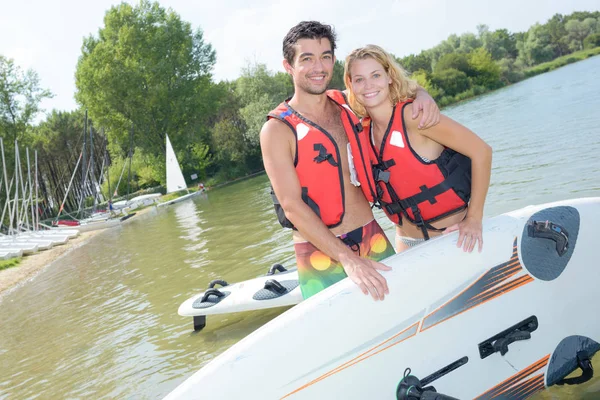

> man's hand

[
  {"left": 412, "top": 88, "right": 441, "bottom": 129},
  {"left": 340, "top": 253, "right": 391, "bottom": 301}
]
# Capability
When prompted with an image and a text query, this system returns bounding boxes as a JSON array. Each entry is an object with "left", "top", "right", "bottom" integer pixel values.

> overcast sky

[{"left": 1, "top": 0, "right": 598, "bottom": 117}]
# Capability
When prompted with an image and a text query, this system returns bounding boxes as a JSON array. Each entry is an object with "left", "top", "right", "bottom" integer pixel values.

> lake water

[{"left": 1, "top": 56, "right": 599, "bottom": 399}]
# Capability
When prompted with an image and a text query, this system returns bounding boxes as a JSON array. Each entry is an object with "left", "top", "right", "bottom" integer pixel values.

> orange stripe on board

[
  {"left": 470, "top": 277, "right": 534, "bottom": 311},
  {"left": 423, "top": 274, "right": 533, "bottom": 333},
  {"left": 512, "top": 374, "right": 544, "bottom": 398},
  {"left": 420, "top": 269, "right": 490, "bottom": 332},
  {"left": 475, "top": 355, "right": 549, "bottom": 399},
  {"left": 281, "top": 323, "right": 418, "bottom": 399},
  {"left": 479, "top": 263, "right": 522, "bottom": 292},
  {"left": 470, "top": 274, "right": 531, "bottom": 303}
]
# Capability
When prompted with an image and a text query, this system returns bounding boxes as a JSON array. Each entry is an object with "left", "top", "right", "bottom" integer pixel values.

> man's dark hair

[{"left": 282, "top": 21, "right": 337, "bottom": 65}]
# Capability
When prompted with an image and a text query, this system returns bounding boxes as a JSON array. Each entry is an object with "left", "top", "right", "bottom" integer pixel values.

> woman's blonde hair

[{"left": 344, "top": 44, "right": 418, "bottom": 117}]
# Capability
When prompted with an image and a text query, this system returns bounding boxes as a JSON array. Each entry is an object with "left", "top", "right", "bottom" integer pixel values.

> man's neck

[{"left": 288, "top": 89, "right": 330, "bottom": 118}]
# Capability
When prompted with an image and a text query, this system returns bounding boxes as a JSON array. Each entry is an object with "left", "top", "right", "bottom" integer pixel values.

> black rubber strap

[
  {"left": 264, "top": 279, "right": 287, "bottom": 294},
  {"left": 527, "top": 220, "right": 569, "bottom": 256},
  {"left": 557, "top": 351, "right": 594, "bottom": 385},
  {"left": 208, "top": 279, "right": 228, "bottom": 288},
  {"left": 200, "top": 288, "right": 225, "bottom": 302},
  {"left": 267, "top": 264, "right": 287, "bottom": 275}
]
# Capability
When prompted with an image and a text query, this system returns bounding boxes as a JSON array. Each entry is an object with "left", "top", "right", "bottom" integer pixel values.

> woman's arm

[{"left": 404, "top": 105, "right": 493, "bottom": 252}]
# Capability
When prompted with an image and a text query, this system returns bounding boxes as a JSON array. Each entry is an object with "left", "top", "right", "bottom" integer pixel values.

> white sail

[{"left": 165, "top": 134, "right": 187, "bottom": 194}]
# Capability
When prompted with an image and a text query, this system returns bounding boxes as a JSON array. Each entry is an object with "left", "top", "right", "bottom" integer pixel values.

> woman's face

[{"left": 349, "top": 57, "right": 392, "bottom": 109}]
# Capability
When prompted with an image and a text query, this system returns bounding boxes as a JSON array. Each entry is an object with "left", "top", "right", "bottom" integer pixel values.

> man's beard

[{"left": 297, "top": 75, "right": 331, "bottom": 95}]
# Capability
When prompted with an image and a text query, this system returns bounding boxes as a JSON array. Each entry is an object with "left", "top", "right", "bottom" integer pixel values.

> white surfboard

[
  {"left": 165, "top": 197, "right": 600, "bottom": 399},
  {"left": 178, "top": 264, "right": 302, "bottom": 331}
]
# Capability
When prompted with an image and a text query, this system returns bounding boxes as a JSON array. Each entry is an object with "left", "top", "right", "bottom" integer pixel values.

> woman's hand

[{"left": 445, "top": 216, "right": 483, "bottom": 253}]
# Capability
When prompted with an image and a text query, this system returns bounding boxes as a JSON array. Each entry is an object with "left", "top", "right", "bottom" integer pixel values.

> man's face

[{"left": 284, "top": 38, "right": 335, "bottom": 95}]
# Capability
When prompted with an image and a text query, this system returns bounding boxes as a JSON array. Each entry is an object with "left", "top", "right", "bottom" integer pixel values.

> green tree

[
  {"left": 235, "top": 63, "right": 292, "bottom": 146},
  {"left": 429, "top": 69, "right": 471, "bottom": 97},
  {"left": 544, "top": 14, "right": 570, "bottom": 57},
  {"left": 75, "top": 0, "right": 218, "bottom": 186},
  {"left": 583, "top": 32, "right": 600, "bottom": 49},
  {"left": 482, "top": 29, "right": 518, "bottom": 60},
  {"left": 425, "top": 40, "right": 456, "bottom": 66},
  {"left": 411, "top": 70, "right": 442, "bottom": 99},
  {"left": 329, "top": 60, "right": 346, "bottom": 90},
  {"left": 399, "top": 53, "right": 432, "bottom": 73},
  {"left": 517, "top": 24, "right": 554, "bottom": 66},
  {"left": 434, "top": 53, "right": 475, "bottom": 76},
  {"left": 0, "top": 56, "right": 52, "bottom": 142},
  {"left": 566, "top": 18, "right": 597, "bottom": 50},
  {"left": 469, "top": 48, "right": 502, "bottom": 88},
  {"left": 497, "top": 58, "right": 524, "bottom": 84},
  {"left": 458, "top": 33, "right": 482, "bottom": 54}
]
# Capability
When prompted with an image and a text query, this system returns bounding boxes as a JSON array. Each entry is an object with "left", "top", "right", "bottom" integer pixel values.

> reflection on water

[{"left": 0, "top": 57, "right": 599, "bottom": 399}]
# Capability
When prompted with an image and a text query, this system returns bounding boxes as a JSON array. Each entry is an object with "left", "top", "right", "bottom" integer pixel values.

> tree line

[{"left": 1, "top": 2, "right": 599, "bottom": 218}]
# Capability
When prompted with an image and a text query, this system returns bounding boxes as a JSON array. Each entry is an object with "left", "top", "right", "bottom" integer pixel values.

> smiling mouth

[
  {"left": 308, "top": 75, "right": 326, "bottom": 82},
  {"left": 363, "top": 92, "right": 379, "bottom": 99}
]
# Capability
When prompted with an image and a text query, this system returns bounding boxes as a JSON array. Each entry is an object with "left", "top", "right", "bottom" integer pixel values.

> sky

[{"left": 1, "top": 0, "right": 598, "bottom": 119}]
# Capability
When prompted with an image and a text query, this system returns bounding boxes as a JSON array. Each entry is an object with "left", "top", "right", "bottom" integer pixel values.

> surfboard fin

[{"left": 193, "top": 315, "right": 206, "bottom": 332}]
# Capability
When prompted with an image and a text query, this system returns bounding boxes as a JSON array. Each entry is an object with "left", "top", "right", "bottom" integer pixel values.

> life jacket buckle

[{"left": 374, "top": 168, "right": 391, "bottom": 183}]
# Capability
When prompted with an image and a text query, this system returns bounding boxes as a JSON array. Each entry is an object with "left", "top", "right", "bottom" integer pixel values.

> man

[{"left": 260, "top": 21, "right": 440, "bottom": 301}]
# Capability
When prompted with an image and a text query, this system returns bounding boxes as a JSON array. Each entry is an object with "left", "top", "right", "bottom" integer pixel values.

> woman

[{"left": 344, "top": 45, "right": 492, "bottom": 253}]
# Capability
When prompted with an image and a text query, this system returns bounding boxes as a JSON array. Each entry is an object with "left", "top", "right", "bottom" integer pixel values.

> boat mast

[
  {"left": 78, "top": 110, "right": 88, "bottom": 214},
  {"left": 0, "top": 138, "right": 14, "bottom": 233},
  {"left": 35, "top": 150, "right": 39, "bottom": 231},
  {"left": 127, "top": 123, "right": 133, "bottom": 197}
]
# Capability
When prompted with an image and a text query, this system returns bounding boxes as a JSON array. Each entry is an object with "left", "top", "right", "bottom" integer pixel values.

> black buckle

[
  {"left": 313, "top": 144, "right": 338, "bottom": 166},
  {"left": 374, "top": 168, "right": 391, "bottom": 183}
]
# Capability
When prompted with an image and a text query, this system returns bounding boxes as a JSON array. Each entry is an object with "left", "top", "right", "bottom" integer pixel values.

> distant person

[
  {"left": 198, "top": 182, "right": 205, "bottom": 192},
  {"left": 344, "top": 44, "right": 492, "bottom": 253},
  {"left": 107, "top": 199, "right": 116, "bottom": 216},
  {"left": 260, "top": 21, "right": 441, "bottom": 301}
]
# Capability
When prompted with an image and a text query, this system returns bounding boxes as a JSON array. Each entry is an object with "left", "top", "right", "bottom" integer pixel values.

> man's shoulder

[{"left": 261, "top": 117, "right": 295, "bottom": 141}]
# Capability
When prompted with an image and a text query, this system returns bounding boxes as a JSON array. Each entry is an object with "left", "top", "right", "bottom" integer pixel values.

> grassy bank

[
  {"left": 524, "top": 47, "right": 600, "bottom": 77},
  {"left": 437, "top": 48, "right": 600, "bottom": 109},
  {"left": 0, "top": 257, "right": 21, "bottom": 271}
]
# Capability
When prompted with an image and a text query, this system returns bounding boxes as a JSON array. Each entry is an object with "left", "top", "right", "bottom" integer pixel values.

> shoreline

[{"left": 0, "top": 206, "right": 155, "bottom": 298}]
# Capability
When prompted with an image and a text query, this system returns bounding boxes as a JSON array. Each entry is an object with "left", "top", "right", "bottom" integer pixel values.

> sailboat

[{"left": 156, "top": 134, "right": 202, "bottom": 207}]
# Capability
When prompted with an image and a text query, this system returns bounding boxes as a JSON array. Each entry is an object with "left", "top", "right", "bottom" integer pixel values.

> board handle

[
  {"left": 267, "top": 263, "right": 287, "bottom": 275},
  {"left": 527, "top": 220, "right": 569, "bottom": 256},
  {"left": 208, "top": 279, "right": 228, "bottom": 288}
]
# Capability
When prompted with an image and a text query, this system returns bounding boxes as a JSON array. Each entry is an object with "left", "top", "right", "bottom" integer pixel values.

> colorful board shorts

[{"left": 294, "top": 219, "right": 395, "bottom": 299}]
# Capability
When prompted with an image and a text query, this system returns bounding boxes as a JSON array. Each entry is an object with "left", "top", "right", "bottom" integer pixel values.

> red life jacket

[
  {"left": 366, "top": 101, "right": 472, "bottom": 239},
  {"left": 267, "top": 90, "right": 377, "bottom": 229}
]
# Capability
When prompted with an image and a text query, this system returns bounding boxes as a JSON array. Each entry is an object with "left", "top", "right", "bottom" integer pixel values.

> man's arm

[
  {"left": 260, "top": 119, "right": 390, "bottom": 300},
  {"left": 342, "top": 86, "right": 440, "bottom": 129},
  {"left": 412, "top": 86, "right": 441, "bottom": 129}
]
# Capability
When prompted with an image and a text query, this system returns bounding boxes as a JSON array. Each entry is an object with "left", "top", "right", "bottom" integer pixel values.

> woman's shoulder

[{"left": 399, "top": 101, "right": 419, "bottom": 132}]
